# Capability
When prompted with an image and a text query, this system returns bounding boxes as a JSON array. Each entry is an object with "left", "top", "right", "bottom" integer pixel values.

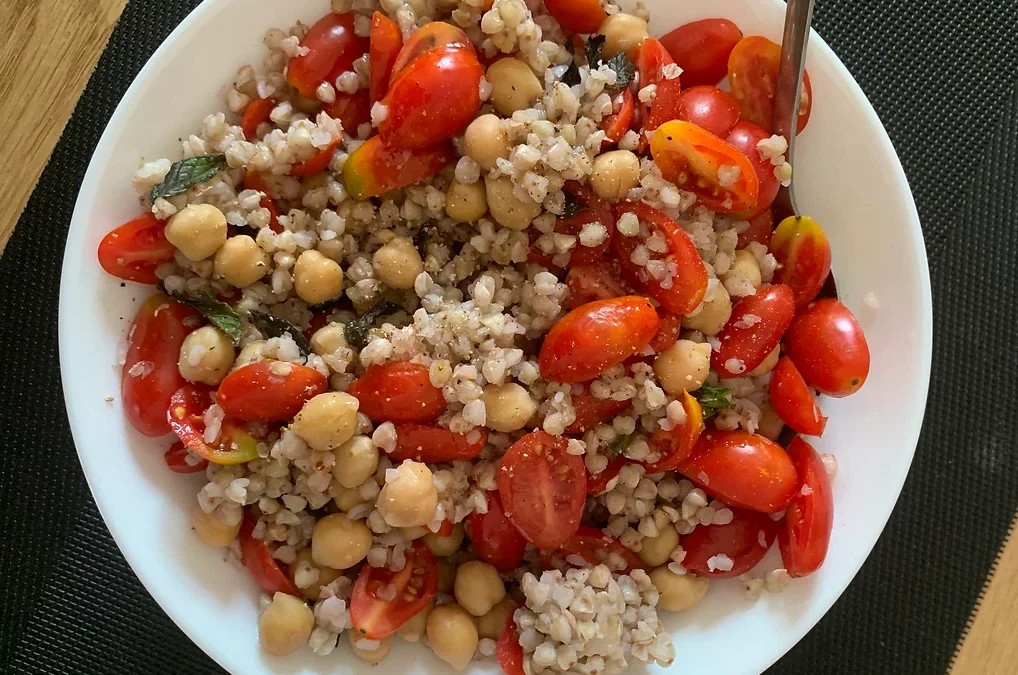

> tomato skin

[
  {"left": 738, "top": 208, "right": 774, "bottom": 249},
  {"left": 679, "top": 430, "right": 799, "bottom": 513},
  {"left": 659, "top": 19, "right": 744, "bottom": 88},
  {"left": 530, "top": 183, "right": 614, "bottom": 270},
  {"left": 496, "top": 613, "right": 526, "bottom": 675},
  {"left": 168, "top": 385, "right": 263, "bottom": 464},
  {"left": 635, "top": 38, "right": 677, "bottom": 143},
  {"left": 98, "top": 213, "right": 176, "bottom": 285},
  {"left": 350, "top": 541, "right": 439, "bottom": 639},
  {"left": 323, "top": 89, "right": 371, "bottom": 137},
  {"left": 539, "top": 296, "right": 660, "bottom": 383},
  {"left": 348, "top": 362, "right": 447, "bottom": 424},
  {"left": 681, "top": 507, "right": 779, "bottom": 578},
  {"left": 783, "top": 299, "right": 870, "bottom": 397},
  {"left": 466, "top": 491, "right": 528, "bottom": 570},
  {"left": 726, "top": 121, "right": 781, "bottom": 218},
  {"left": 564, "top": 259, "right": 629, "bottom": 309},
  {"left": 711, "top": 284, "right": 796, "bottom": 378},
  {"left": 290, "top": 138, "right": 342, "bottom": 177},
  {"left": 779, "top": 436, "right": 834, "bottom": 577},
  {"left": 390, "top": 424, "right": 488, "bottom": 462},
  {"left": 164, "top": 441, "right": 208, "bottom": 474},
  {"left": 586, "top": 456, "right": 626, "bottom": 496},
  {"left": 601, "top": 88, "right": 636, "bottom": 144},
  {"left": 122, "top": 294, "right": 198, "bottom": 437},
  {"left": 389, "top": 22, "right": 475, "bottom": 80},
  {"left": 369, "top": 12, "right": 403, "bottom": 105},
  {"left": 565, "top": 389, "right": 631, "bottom": 435},
  {"left": 639, "top": 391, "right": 704, "bottom": 473},
  {"left": 286, "top": 13, "right": 369, "bottom": 99},
  {"left": 343, "top": 135, "right": 455, "bottom": 200},
  {"left": 675, "top": 86, "right": 741, "bottom": 138},
  {"left": 240, "top": 97, "right": 276, "bottom": 140},
  {"left": 543, "top": 0, "right": 608, "bottom": 33},
  {"left": 238, "top": 515, "right": 303, "bottom": 597},
  {"left": 544, "top": 526, "right": 643, "bottom": 573},
  {"left": 241, "top": 172, "right": 283, "bottom": 233},
  {"left": 769, "top": 356, "right": 827, "bottom": 436},
  {"left": 497, "top": 431, "right": 587, "bottom": 550},
  {"left": 770, "top": 216, "right": 833, "bottom": 308},
  {"left": 643, "top": 78, "right": 684, "bottom": 137},
  {"left": 649, "top": 312, "right": 684, "bottom": 353},
  {"left": 728, "top": 36, "right": 812, "bottom": 133},
  {"left": 216, "top": 362, "right": 328, "bottom": 422}
]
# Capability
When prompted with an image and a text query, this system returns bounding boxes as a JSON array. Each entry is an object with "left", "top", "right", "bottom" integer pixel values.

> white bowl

[{"left": 58, "top": 0, "right": 932, "bottom": 673}]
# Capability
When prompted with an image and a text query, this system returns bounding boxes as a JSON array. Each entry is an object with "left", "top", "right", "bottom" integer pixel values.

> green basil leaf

[
  {"left": 605, "top": 52, "right": 637, "bottom": 89},
  {"left": 164, "top": 289, "right": 242, "bottom": 344},
  {"left": 607, "top": 434, "right": 631, "bottom": 459},
  {"left": 249, "top": 309, "right": 312, "bottom": 357},
  {"left": 561, "top": 192, "right": 583, "bottom": 218},
  {"left": 694, "top": 382, "right": 733, "bottom": 418},
  {"left": 584, "top": 34, "right": 607, "bottom": 69},
  {"left": 344, "top": 301, "right": 399, "bottom": 350},
  {"left": 148, "top": 154, "right": 227, "bottom": 203}
]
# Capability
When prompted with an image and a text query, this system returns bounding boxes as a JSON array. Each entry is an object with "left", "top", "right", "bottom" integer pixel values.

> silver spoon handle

[{"left": 773, "top": 0, "right": 815, "bottom": 156}]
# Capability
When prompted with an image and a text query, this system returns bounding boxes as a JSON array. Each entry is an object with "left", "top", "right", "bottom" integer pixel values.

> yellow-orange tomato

[
  {"left": 539, "top": 296, "right": 660, "bottom": 383},
  {"left": 770, "top": 216, "right": 832, "bottom": 308},
  {"left": 343, "top": 136, "right": 455, "bottom": 200}
]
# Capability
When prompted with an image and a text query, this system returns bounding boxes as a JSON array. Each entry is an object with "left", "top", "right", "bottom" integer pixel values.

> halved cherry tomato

[
  {"left": 650, "top": 120, "right": 760, "bottom": 212},
  {"left": 634, "top": 38, "right": 677, "bottom": 143},
  {"left": 390, "top": 424, "right": 488, "bottom": 462},
  {"left": 164, "top": 441, "right": 209, "bottom": 474},
  {"left": 216, "top": 361, "right": 328, "bottom": 422},
  {"left": 290, "top": 137, "right": 342, "bottom": 177},
  {"left": 769, "top": 356, "right": 827, "bottom": 436},
  {"left": 659, "top": 19, "right": 744, "bottom": 88},
  {"left": 639, "top": 391, "right": 704, "bottom": 473},
  {"left": 678, "top": 430, "right": 798, "bottom": 513},
  {"left": 586, "top": 455, "right": 626, "bottom": 496},
  {"left": 496, "top": 613, "right": 526, "bottom": 675},
  {"left": 644, "top": 78, "right": 685, "bottom": 138},
  {"left": 770, "top": 215, "right": 832, "bottom": 308},
  {"left": 612, "top": 202, "right": 709, "bottom": 315},
  {"left": 565, "top": 389, "right": 631, "bottom": 434},
  {"left": 564, "top": 259, "right": 629, "bottom": 309},
  {"left": 286, "top": 12, "right": 369, "bottom": 99},
  {"left": 323, "top": 89, "right": 372, "bottom": 137},
  {"left": 737, "top": 208, "right": 774, "bottom": 249},
  {"left": 240, "top": 97, "right": 276, "bottom": 140},
  {"left": 530, "top": 185, "right": 613, "bottom": 270},
  {"left": 601, "top": 88, "right": 636, "bottom": 144},
  {"left": 348, "top": 362, "right": 447, "bottom": 423},
  {"left": 728, "top": 36, "right": 812, "bottom": 134},
  {"left": 350, "top": 541, "right": 439, "bottom": 639},
  {"left": 390, "top": 22, "right": 475, "bottom": 80},
  {"left": 497, "top": 431, "right": 586, "bottom": 550},
  {"left": 543, "top": 526, "right": 643, "bottom": 573},
  {"left": 369, "top": 12, "right": 403, "bottom": 105},
  {"left": 433, "top": 519, "right": 455, "bottom": 537},
  {"left": 779, "top": 436, "right": 834, "bottom": 577},
  {"left": 543, "top": 0, "right": 607, "bottom": 33},
  {"left": 343, "top": 135, "right": 455, "bottom": 200},
  {"left": 726, "top": 121, "right": 781, "bottom": 218},
  {"left": 238, "top": 514, "right": 302, "bottom": 597},
  {"left": 681, "top": 507, "right": 779, "bottom": 578},
  {"left": 98, "top": 213, "right": 176, "bottom": 285},
  {"left": 122, "top": 294, "right": 198, "bottom": 436},
  {"left": 649, "top": 312, "right": 684, "bottom": 353},
  {"left": 783, "top": 299, "right": 870, "bottom": 397},
  {"left": 168, "top": 385, "right": 263, "bottom": 465},
  {"left": 711, "top": 283, "right": 795, "bottom": 378},
  {"left": 635, "top": 38, "right": 675, "bottom": 91},
  {"left": 466, "top": 490, "right": 528, "bottom": 570},
  {"left": 303, "top": 308, "right": 335, "bottom": 341},
  {"left": 241, "top": 172, "right": 283, "bottom": 233},
  {"left": 675, "top": 86, "right": 741, "bottom": 138},
  {"left": 539, "top": 296, "right": 659, "bottom": 383}
]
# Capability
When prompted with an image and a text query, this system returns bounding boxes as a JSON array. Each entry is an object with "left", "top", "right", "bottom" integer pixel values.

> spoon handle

[{"left": 773, "top": 0, "right": 816, "bottom": 216}]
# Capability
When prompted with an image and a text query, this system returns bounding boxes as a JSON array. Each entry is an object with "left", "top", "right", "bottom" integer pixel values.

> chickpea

[
  {"left": 397, "top": 600, "right": 435, "bottom": 642},
  {"left": 485, "top": 176, "right": 542, "bottom": 231},
  {"left": 165, "top": 203, "right": 227, "bottom": 261},
  {"left": 464, "top": 114, "right": 511, "bottom": 172},
  {"left": 289, "top": 547, "right": 342, "bottom": 601},
  {"left": 477, "top": 596, "right": 516, "bottom": 640},
  {"left": 654, "top": 340, "right": 711, "bottom": 395},
  {"left": 377, "top": 460, "right": 438, "bottom": 527},
  {"left": 400, "top": 526, "right": 429, "bottom": 540},
  {"left": 486, "top": 58, "right": 543, "bottom": 116},
  {"left": 234, "top": 340, "right": 266, "bottom": 369},
  {"left": 291, "top": 392, "right": 359, "bottom": 452},
  {"left": 425, "top": 523, "right": 465, "bottom": 557},
  {"left": 758, "top": 402, "right": 784, "bottom": 441},
  {"left": 682, "top": 282, "right": 732, "bottom": 336},
  {"left": 214, "top": 235, "right": 269, "bottom": 287},
  {"left": 348, "top": 632, "right": 391, "bottom": 665},
  {"left": 650, "top": 567, "right": 710, "bottom": 612},
  {"left": 454, "top": 560, "right": 506, "bottom": 617},
  {"left": 590, "top": 150, "right": 641, "bottom": 202},
  {"left": 258, "top": 592, "right": 314, "bottom": 656},
  {"left": 749, "top": 345, "right": 780, "bottom": 377},
  {"left": 638, "top": 525, "right": 680, "bottom": 567},
  {"left": 190, "top": 505, "right": 241, "bottom": 547},
  {"left": 310, "top": 322, "right": 347, "bottom": 356},
  {"left": 317, "top": 237, "right": 345, "bottom": 263},
  {"left": 438, "top": 558, "right": 456, "bottom": 593},
  {"left": 446, "top": 179, "right": 488, "bottom": 222},
  {"left": 311, "top": 513, "right": 372, "bottom": 569},
  {"left": 481, "top": 383, "right": 538, "bottom": 432},
  {"left": 373, "top": 237, "right": 424, "bottom": 290},
  {"left": 722, "top": 250, "right": 762, "bottom": 288},
  {"left": 333, "top": 486, "right": 368, "bottom": 512},
  {"left": 599, "top": 12, "right": 648, "bottom": 59},
  {"left": 427, "top": 604, "right": 479, "bottom": 671},
  {"left": 332, "top": 435, "right": 379, "bottom": 488},
  {"left": 178, "top": 326, "right": 235, "bottom": 386},
  {"left": 293, "top": 249, "right": 344, "bottom": 305}
]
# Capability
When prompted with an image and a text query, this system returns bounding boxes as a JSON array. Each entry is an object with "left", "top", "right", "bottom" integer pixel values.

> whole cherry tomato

[
  {"left": 737, "top": 208, "right": 774, "bottom": 249},
  {"left": 98, "top": 213, "right": 176, "bottom": 285},
  {"left": 769, "top": 356, "right": 827, "bottom": 436},
  {"left": 770, "top": 215, "right": 832, "bottom": 308},
  {"left": 681, "top": 507, "right": 779, "bottom": 578},
  {"left": 779, "top": 436, "right": 834, "bottom": 577},
  {"left": 783, "top": 299, "right": 870, "bottom": 397},
  {"left": 290, "top": 138, "right": 342, "bottom": 177},
  {"left": 711, "top": 284, "right": 795, "bottom": 378},
  {"left": 466, "top": 490, "right": 528, "bottom": 570},
  {"left": 543, "top": 526, "right": 643, "bottom": 573},
  {"left": 639, "top": 391, "right": 704, "bottom": 473},
  {"left": 678, "top": 430, "right": 799, "bottom": 513},
  {"left": 240, "top": 97, "right": 276, "bottom": 140},
  {"left": 389, "top": 424, "right": 488, "bottom": 462},
  {"left": 350, "top": 541, "right": 439, "bottom": 638},
  {"left": 543, "top": 0, "right": 608, "bottom": 33},
  {"left": 369, "top": 12, "right": 402, "bottom": 105},
  {"left": 496, "top": 613, "right": 526, "bottom": 675},
  {"left": 497, "top": 431, "right": 586, "bottom": 550},
  {"left": 564, "top": 259, "right": 629, "bottom": 309},
  {"left": 168, "top": 385, "right": 263, "bottom": 464},
  {"left": 539, "top": 296, "right": 660, "bottom": 383},
  {"left": 728, "top": 36, "right": 813, "bottom": 133},
  {"left": 163, "top": 441, "right": 209, "bottom": 474},
  {"left": 216, "top": 361, "right": 328, "bottom": 422},
  {"left": 650, "top": 120, "right": 760, "bottom": 213},
  {"left": 238, "top": 514, "right": 303, "bottom": 597},
  {"left": 348, "top": 361, "right": 447, "bottom": 423},
  {"left": 601, "top": 88, "right": 636, "bottom": 144},
  {"left": 343, "top": 135, "right": 455, "bottom": 200},
  {"left": 586, "top": 456, "right": 626, "bottom": 496},
  {"left": 286, "top": 12, "right": 369, "bottom": 99},
  {"left": 565, "top": 388, "right": 631, "bottom": 434},
  {"left": 323, "top": 89, "right": 371, "bottom": 138},
  {"left": 675, "top": 86, "right": 741, "bottom": 138},
  {"left": 659, "top": 18, "right": 744, "bottom": 87},
  {"left": 726, "top": 121, "right": 781, "bottom": 218},
  {"left": 389, "top": 22, "right": 475, "bottom": 80}
]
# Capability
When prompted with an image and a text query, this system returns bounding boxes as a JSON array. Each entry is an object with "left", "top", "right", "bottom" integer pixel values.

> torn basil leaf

[
  {"left": 584, "top": 34, "right": 607, "bottom": 69},
  {"left": 607, "top": 434, "right": 631, "bottom": 459},
  {"left": 605, "top": 52, "right": 637, "bottom": 88},
  {"left": 164, "top": 289, "right": 242, "bottom": 344},
  {"left": 561, "top": 192, "right": 583, "bottom": 218},
  {"left": 148, "top": 154, "right": 227, "bottom": 203},
  {"left": 249, "top": 309, "right": 312, "bottom": 357},
  {"left": 694, "top": 383, "right": 733, "bottom": 419},
  {"left": 344, "top": 300, "right": 399, "bottom": 350}
]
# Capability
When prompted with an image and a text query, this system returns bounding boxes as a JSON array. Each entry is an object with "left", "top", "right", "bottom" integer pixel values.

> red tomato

[
  {"left": 601, "top": 88, "right": 636, "bottom": 144},
  {"left": 769, "top": 356, "right": 827, "bottom": 436},
  {"left": 496, "top": 613, "right": 526, "bottom": 675},
  {"left": 543, "top": 0, "right": 607, "bottom": 33},
  {"left": 369, "top": 12, "right": 402, "bottom": 105},
  {"left": 539, "top": 296, "right": 660, "bottom": 383},
  {"left": 242, "top": 172, "right": 283, "bottom": 233},
  {"left": 726, "top": 121, "right": 781, "bottom": 218},
  {"left": 586, "top": 456, "right": 626, "bottom": 496},
  {"left": 639, "top": 391, "right": 705, "bottom": 473},
  {"left": 770, "top": 215, "right": 832, "bottom": 308},
  {"left": 433, "top": 519, "right": 455, "bottom": 537},
  {"left": 163, "top": 441, "right": 208, "bottom": 474},
  {"left": 564, "top": 259, "right": 629, "bottom": 309},
  {"left": 323, "top": 89, "right": 371, "bottom": 137},
  {"left": 238, "top": 514, "right": 302, "bottom": 597},
  {"left": 650, "top": 120, "right": 760, "bottom": 213},
  {"left": 783, "top": 299, "right": 870, "bottom": 397},
  {"left": 565, "top": 389, "right": 631, "bottom": 434},
  {"left": 466, "top": 491, "right": 528, "bottom": 570},
  {"left": 216, "top": 362, "right": 328, "bottom": 422},
  {"left": 303, "top": 308, "right": 334, "bottom": 341},
  {"left": 728, "top": 36, "right": 812, "bottom": 134},
  {"left": 681, "top": 507, "right": 779, "bottom": 578},
  {"left": 779, "top": 436, "right": 834, "bottom": 577},
  {"left": 660, "top": 18, "right": 744, "bottom": 87},
  {"left": 679, "top": 430, "right": 799, "bottom": 513},
  {"left": 348, "top": 362, "right": 447, "bottom": 423},
  {"left": 97, "top": 213, "right": 176, "bottom": 285},
  {"left": 122, "top": 294, "right": 198, "bottom": 436},
  {"left": 530, "top": 183, "right": 614, "bottom": 269},
  {"left": 350, "top": 541, "right": 439, "bottom": 639},
  {"left": 643, "top": 78, "right": 684, "bottom": 138},
  {"left": 675, "top": 86, "right": 741, "bottom": 138},
  {"left": 343, "top": 135, "right": 455, "bottom": 200},
  {"left": 635, "top": 38, "right": 675, "bottom": 90},
  {"left": 168, "top": 385, "right": 263, "bottom": 464},
  {"left": 240, "top": 97, "right": 276, "bottom": 140},
  {"left": 737, "top": 208, "right": 774, "bottom": 249},
  {"left": 390, "top": 424, "right": 488, "bottom": 462},
  {"left": 544, "top": 527, "right": 643, "bottom": 573},
  {"left": 711, "top": 284, "right": 795, "bottom": 378},
  {"left": 290, "top": 138, "right": 342, "bottom": 177},
  {"left": 389, "top": 22, "right": 475, "bottom": 80},
  {"left": 286, "top": 12, "right": 369, "bottom": 99},
  {"left": 649, "top": 312, "right": 684, "bottom": 353},
  {"left": 612, "top": 202, "right": 709, "bottom": 315},
  {"left": 497, "top": 431, "right": 586, "bottom": 550},
  {"left": 634, "top": 38, "right": 677, "bottom": 142}
]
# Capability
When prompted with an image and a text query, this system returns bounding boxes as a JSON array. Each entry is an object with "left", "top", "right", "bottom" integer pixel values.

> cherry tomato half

[
  {"left": 496, "top": 613, "right": 526, "bottom": 675},
  {"left": 543, "top": 0, "right": 608, "bottom": 33},
  {"left": 286, "top": 12, "right": 369, "bottom": 99},
  {"left": 726, "top": 121, "right": 781, "bottom": 218},
  {"left": 783, "top": 299, "right": 870, "bottom": 397},
  {"left": 240, "top": 97, "right": 276, "bottom": 140},
  {"left": 290, "top": 137, "right": 342, "bottom": 177},
  {"left": 543, "top": 526, "right": 643, "bottom": 573},
  {"left": 649, "top": 312, "right": 684, "bottom": 353},
  {"left": 343, "top": 135, "right": 455, "bottom": 200},
  {"left": 241, "top": 172, "right": 283, "bottom": 233},
  {"left": 323, "top": 89, "right": 372, "bottom": 138},
  {"left": 639, "top": 391, "right": 704, "bottom": 473},
  {"left": 564, "top": 259, "right": 629, "bottom": 309},
  {"left": 466, "top": 490, "right": 528, "bottom": 570},
  {"left": 348, "top": 361, "right": 447, "bottom": 424},
  {"left": 238, "top": 514, "right": 303, "bottom": 597},
  {"left": 712, "top": 284, "right": 795, "bottom": 378},
  {"left": 389, "top": 22, "right": 475, "bottom": 80},
  {"left": 369, "top": 12, "right": 403, "bottom": 105},
  {"left": 216, "top": 361, "right": 328, "bottom": 422},
  {"left": 390, "top": 424, "right": 488, "bottom": 462},
  {"left": 675, "top": 86, "right": 741, "bottom": 138},
  {"left": 770, "top": 215, "right": 832, "bottom": 308},
  {"left": 737, "top": 208, "right": 774, "bottom": 249},
  {"left": 635, "top": 38, "right": 678, "bottom": 141},
  {"left": 530, "top": 183, "right": 614, "bottom": 270},
  {"left": 350, "top": 540, "right": 439, "bottom": 639},
  {"left": 565, "top": 388, "right": 631, "bottom": 435},
  {"left": 164, "top": 441, "right": 209, "bottom": 474},
  {"left": 168, "top": 385, "right": 263, "bottom": 465},
  {"left": 660, "top": 19, "right": 744, "bottom": 88},
  {"left": 497, "top": 431, "right": 586, "bottom": 550},
  {"left": 681, "top": 507, "right": 779, "bottom": 578},
  {"left": 769, "top": 356, "right": 827, "bottom": 436},
  {"left": 779, "top": 436, "right": 834, "bottom": 577},
  {"left": 601, "top": 88, "right": 636, "bottom": 144},
  {"left": 586, "top": 455, "right": 626, "bottom": 496},
  {"left": 728, "top": 36, "right": 813, "bottom": 134},
  {"left": 98, "top": 213, "right": 176, "bottom": 285}
]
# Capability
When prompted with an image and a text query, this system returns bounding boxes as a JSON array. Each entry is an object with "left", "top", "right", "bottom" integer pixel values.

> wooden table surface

[{"left": 0, "top": 1, "right": 1015, "bottom": 672}]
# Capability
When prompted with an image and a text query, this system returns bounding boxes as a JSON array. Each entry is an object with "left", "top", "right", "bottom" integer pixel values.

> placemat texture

[{"left": 2, "top": 0, "right": 1017, "bottom": 673}]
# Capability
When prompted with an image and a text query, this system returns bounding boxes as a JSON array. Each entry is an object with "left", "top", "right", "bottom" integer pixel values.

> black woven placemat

[{"left": 2, "top": 1, "right": 1017, "bottom": 673}]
